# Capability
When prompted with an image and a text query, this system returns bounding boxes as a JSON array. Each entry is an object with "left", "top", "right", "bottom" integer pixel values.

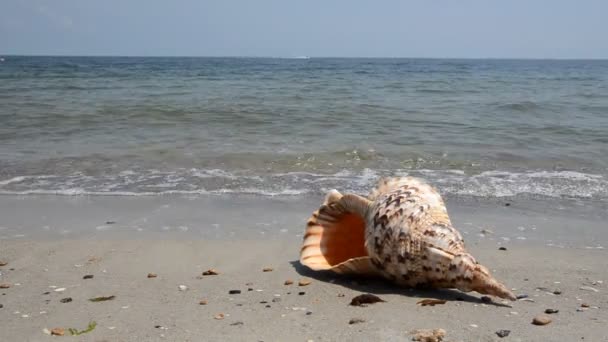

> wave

[{"left": 0, "top": 168, "right": 606, "bottom": 200}]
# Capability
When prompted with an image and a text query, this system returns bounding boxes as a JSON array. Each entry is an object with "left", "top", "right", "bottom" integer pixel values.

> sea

[{"left": 1, "top": 56, "right": 607, "bottom": 201}]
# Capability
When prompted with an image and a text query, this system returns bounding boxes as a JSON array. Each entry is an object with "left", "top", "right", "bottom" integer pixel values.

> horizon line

[{"left": 1, "top": 54, "right": 608, "bottom": 61}]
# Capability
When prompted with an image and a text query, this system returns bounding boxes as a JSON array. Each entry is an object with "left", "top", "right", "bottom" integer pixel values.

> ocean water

[{"left": 1, "top": 56, "right": 607, "bottom": 200}]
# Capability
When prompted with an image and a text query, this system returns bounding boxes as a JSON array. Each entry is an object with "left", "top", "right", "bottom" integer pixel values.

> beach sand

[{"left": 1, "top": 195, "right": 607, "bottom": 341}]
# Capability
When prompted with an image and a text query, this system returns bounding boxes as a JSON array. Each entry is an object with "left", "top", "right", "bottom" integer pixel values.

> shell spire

[{"left": 299, "top": 177, "right": 516, "bottom": 301}]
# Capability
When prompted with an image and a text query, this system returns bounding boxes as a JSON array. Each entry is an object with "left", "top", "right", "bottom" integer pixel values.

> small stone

[
  {"left": 498, "top": 247, "right": 507, "bottom": 251},
  {"left": 106, "top": 221, "right": 116, "bottom": 224},
  {"left": 306, "top": 311, "right": 312, "bottom": 315},
  {"left": 199, "top": 300, "right": 208, "bottom": 305},
  {"left": 272, "top": 298, "right": 281, "bottom": 303},
  {"left": 42, "top": 292, "right": 50, "bottom": 295},
  {"left": 59, "top": 297, "right": 72, "bottom": 303},
  {"left": 230, "top": 321, "right": 244, "bottom": 326},
  {"left": 338, "top": 293, "right": 345, "bottom": 297},
  {"left": 214, "top": 313, "right": 225, "bottom": 320},
  {"left": 553, "top": 289, "right": 562, "bottom": 295},
  {"left": 229, "top": 290, "right": 241, "bottom": 295},
  {"left": 581, "top": 303, "right": 590, "bottom": 308},
  {"left": 265, "top": 305, "right": 271, "bottom": 308},
  {"left": 83, "top": 274, "right": 94, "bottom": 279},
  {"left": 147, "top": 273, "right": 157, "bottom": 278},
  {"left": 496, "top": 330, "right": 511, "bottom": 338},
  {"left": 54, "top": 288, "right": 66, "bottom": 292},
  {"left": 349, "top": 318, "right": 365, "bottom": 325},
  {"left": 298, "top": 279, "right": 312, "bottom": 286},
  {"left": 178, "top": 285, "right": 188, "bottom": 291},
  {"left": 262, "top": 267, "right": 273, "bottom": 272},
  {"left": 154, "top": 325, "right": 162, "bottom": 328},
  {"left": 51, "top": 328, "right": 65, "bottom": 336},
  {"left": 417, "top": 299, "right": 447, "bottom": 306},
  {"left": 247, "top": 288, "right": 253, "bottom": 291},
  {"left": 545, "top": 308, "right": 559, "bottom": 314},
  {"left": 579, "top": 286, "right": 599, "bottom": 292},
  {"left": 284, "top": 280, "right": 294, "bottom": 285},
  {"left": 298, "top": 292, "right": 306, "bottom": 295},
  {"left": 0, "top": 284, "right": 11, "bottom": 289},
  {"left": 0, "top": 304, "right": 3, "bottom": 308},
  {"left": 0, "top": 261, "right": 7, "bottom": 266},
  {"left": 202, "top": 269, "right": 219, "bottom": 276},
  {"left": 516, "top": 294, "right": 528, "bottom": 299},
  {"left": 505, "top": 203, "right": 511, "bottom": 206},
  {"left": 532, "top": 314, "right": 552, "bottom": 325},
  {"left": 480, "top": 296, "right": 492, "bottom": 303}
]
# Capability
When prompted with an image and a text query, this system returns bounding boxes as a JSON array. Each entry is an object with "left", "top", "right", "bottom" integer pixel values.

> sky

[{"left": 1, "top": 0, "right": 607, "bottom": 59}]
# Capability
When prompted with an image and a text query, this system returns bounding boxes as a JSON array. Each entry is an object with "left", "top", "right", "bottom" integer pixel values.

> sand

[{"left": 1, "top": 195, "right": 607, "bottom": 341}]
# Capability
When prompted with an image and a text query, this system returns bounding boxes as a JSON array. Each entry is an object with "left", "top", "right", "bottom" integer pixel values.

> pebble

[
  {"left": 199, "top": 300, "right": 208, "bottom": 305},
  {"left": 54, "top": 288, "right": 66, "bottom": 292},
  {"left": 0, "top": 284, "right": 11, "bottom": 289},
  {"left": 60, "top": 297, "right": 72, "bottom": 303},
  {"left": 0, "top": 261, "right": 7, "bottom": 266},
  {"left": 498, "top": 247, "right": 507, "bottom": 251},
  {"left": 349, "top": 318, "right": 365, "bottom": 324},
  {"left": 284, "top": 280, "right": 294, "bottom": 285},
  {"left": 553, "top": 289, "right": 562, "bottom": 295},
  {"left": 496, "top": 330, "right": 511, "bottom": 338},
  {"left": 545, "top": 309, "right": 559, "bottom": 314},
  {"left": 516, "top": 294, "right": 529, "bottom": 299},
  {"left": 230, "top": 321, "right": 244, "bottom": 326},
  {"left": 298, "top": 279, "right": 312, "bottom": 286},
  {"left": 0, "top": 304, "right": 3, "bottom": 308},
  {"left": 579, "top": 286, "right": 599, "bottom": 292},
  {"left": 262, "top": 267, "right": 273, "bottom": 272},
  {"left": 298, "top": 292, "right": 306, "bottom": 295},
  {"left": 147, "top": 273, "right": 157, "bottom": 278},
  {"left": 272, "top": 298, "right": 281, "bottom": 303},
  {"left": 532, "top": 315, "right": 552, "bottom": 325},
  {"left": 178, "top": 285, "right": 188, "bottom": 291},
  {"left": 83, "top": 274, "right": 94, "bottom": 279},
  {"left": 581, "top": 303, "right": 590, "bottom": 308},
  {"left": 214, "top": 313, "right": 225, "bottom": 320},
  {"left": 229, "top": 290, "right": 241, "bottom": 295},
  {"left": 306, "top": 311, "right": 312, "bottom": 315}
]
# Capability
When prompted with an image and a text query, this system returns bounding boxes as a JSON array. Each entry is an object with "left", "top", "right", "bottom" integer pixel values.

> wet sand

[{"left": 1, "top": 195, "right": 607, "bottom": 341}]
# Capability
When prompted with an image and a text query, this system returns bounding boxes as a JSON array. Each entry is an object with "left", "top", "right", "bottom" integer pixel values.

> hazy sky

[{"left": 1, "top": 0, "right": 607, "bottom": 58}]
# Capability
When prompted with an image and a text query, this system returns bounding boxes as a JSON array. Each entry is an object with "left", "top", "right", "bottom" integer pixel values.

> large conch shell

[{"left": 300, "top": 177, "right": 516, "bottom": 300}]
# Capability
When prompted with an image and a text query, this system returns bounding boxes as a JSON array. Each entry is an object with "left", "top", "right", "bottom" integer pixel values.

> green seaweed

[
  {"left": 68, "top": 321, "right": 97, "bottom": 336},
  {"left": 89, "top": 295, "right": 115, "bottom": 302}
]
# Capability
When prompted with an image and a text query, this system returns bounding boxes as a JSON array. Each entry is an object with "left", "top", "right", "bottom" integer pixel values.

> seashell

[{"left": 299, "top": 177, "right": 516, "bottom": 300}]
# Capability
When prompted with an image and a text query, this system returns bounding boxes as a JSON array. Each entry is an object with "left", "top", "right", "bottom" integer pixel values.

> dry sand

[{"left": 1, "top": 195, "right": 607, "bottom": 341}]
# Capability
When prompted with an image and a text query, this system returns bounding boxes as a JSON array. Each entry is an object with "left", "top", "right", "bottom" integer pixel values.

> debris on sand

[
  {"left": 0, "top": 261, "right": 7, "bottom": 266},
  {"left": 89, "top": 295, "right": 115, "bottom": 302},
  {"left": 545, "top": 309, "right": 559, "bottom": 314},
  {"left": 496, "top": 329, "right": 510, "bottom": 338},
  {"left": 147, "top": 273, "right": 157, "bottom": 278},
  {"left": 202, "top": 269, "right": 219, "bottom": 276},
  {"left": 68, "top": 321, "right": 97, "bottom": 336},
  {"left": 199, "top": 300, "right": 208, "bottom": 305},
  {"left": 532, "top": 315, "right": 552, "bottom": 325},
  {"left": 410, "top": 328, "right": 446, "bottom": 342},
  {"left": 0, "top": 283, "right": 11, "bottom": 289},
  {"left": 349, "top": 318, "right": 366, "bottom": 325},
  {"left": 298, "top": 279, "right": 312, "bottom": 286},
  {"left": 50, "top": 328, "right": 65, "bottom": 336},
  {"left": 178, "top": 285, "right": 189, "bottom": 291},
  {"left": 214, "top": 313, "right": 225, "bottom": 320},
  {"left": 350, "top": 293, "right": 385, "bottom": 307},
  {"left": 60, "top": 298, "right": 72, "bottom": 303},
  {"left": 262, "top": 267, "right": 273, "bottom": 272},
  {"left": 83, "top": 275, "right": 94, "bottom": 279},
  {"left": 284, "top": 280, "right": 294, "bottom": 285},
  {"left": 229, "top": 290, "right": 241, "bottom": 295},
  {"left": 417, "top": 299, "right": 446, "bottom": 307}
]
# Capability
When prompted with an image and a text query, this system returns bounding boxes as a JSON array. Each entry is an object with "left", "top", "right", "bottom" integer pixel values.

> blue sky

[{"left": 1, "top": 0, "right": 607, "bottom": 58}]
